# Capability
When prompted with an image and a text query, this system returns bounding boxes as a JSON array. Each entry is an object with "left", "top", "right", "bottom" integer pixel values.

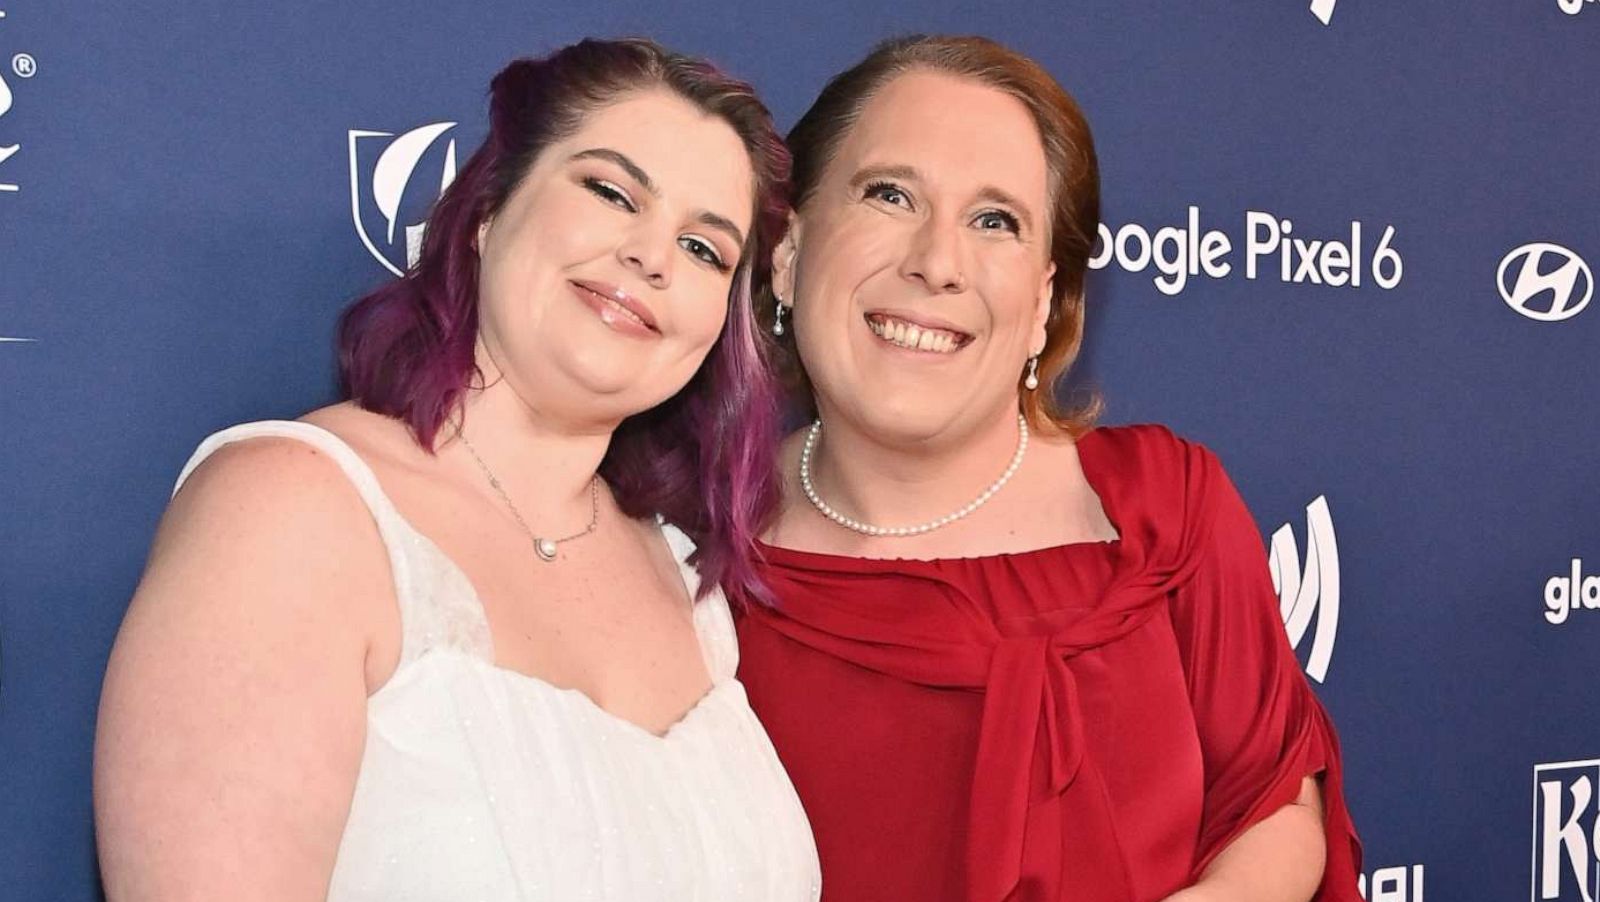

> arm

[
  {"left": 94, "top": 439, "right": 395, "bottom": 902},
  {"left": 1165, "top": 442, "right": 1361, "bottom": 902},
  {"left": 1164, "top": 775, "right": 1327, "bottom": 902}
]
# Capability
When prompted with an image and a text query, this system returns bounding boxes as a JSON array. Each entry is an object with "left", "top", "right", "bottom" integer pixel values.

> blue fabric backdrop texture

[{"left": 1, "top": 2, "right": 1596, "bottom": 900}]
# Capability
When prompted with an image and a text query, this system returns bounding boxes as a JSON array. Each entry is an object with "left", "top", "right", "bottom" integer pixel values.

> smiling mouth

[
  {"left": 572, "top": 280, "right": 658, "bottom": 334},
  {"left": 865, "top": 313, "right": 973, "bottom": 354}
]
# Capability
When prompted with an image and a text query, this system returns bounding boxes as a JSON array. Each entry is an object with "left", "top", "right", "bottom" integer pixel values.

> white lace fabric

[{"left": 174, "top": 421, "right": 821, "bottom": 902}]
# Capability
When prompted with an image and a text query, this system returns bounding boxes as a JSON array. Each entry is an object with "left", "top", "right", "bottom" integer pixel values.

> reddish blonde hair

[{"left": 763, "top": 34, "right": 1102, "bottom": 435}]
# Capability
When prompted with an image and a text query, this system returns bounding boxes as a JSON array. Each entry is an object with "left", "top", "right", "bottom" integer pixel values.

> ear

[
  {"left": 1031, "top": 261, "right": 1056, "bottom": 355},
  {"left": 474, "top": 217, "right": 493, "bottom": 254},
  {"left": 771, "top": 212, "right": 801, "bottom": 307}
]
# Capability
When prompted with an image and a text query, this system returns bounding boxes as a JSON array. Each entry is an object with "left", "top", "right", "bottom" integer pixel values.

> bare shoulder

[
  {"left": 162, "top": 429, "right": 374, "bottom": 563},
  {"left": 98, "top": 426, "right": 392, "bottom": 900},
  {"left": 299, "top": 401, "right": 433, "bottom": 472},
  {"left": 144, "top": 423, "right": 397, "bottom": 661}
]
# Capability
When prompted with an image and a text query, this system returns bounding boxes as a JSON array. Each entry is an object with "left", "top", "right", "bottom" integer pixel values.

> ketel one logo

[
  {"left": 1532, "top": 758, "right": 1600, "bottom": 902},
  {"left": 1499, "top": 243, "right": 1593, "bottom": 323},
  {"left": 348, "top": 122, "right": 459, "bottom": 277},
  {"left": 1270, "top": 495, "right": 1339, "bottom": 683}
]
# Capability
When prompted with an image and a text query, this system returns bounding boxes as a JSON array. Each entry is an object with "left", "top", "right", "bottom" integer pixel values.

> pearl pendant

[{"left": 534, "top": 538, "right": 558, "bottom": 562}]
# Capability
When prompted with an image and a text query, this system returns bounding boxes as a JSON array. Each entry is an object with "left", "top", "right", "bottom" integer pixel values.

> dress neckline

[
  {"left": 269, "top": 419, "right": 727, "bottom": 743},
  {"left": 756, "top": 425, "right": 1124, "bottom": 569}
]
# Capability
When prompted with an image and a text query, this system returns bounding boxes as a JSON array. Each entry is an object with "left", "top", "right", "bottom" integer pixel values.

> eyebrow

[
  {"left": 974, "top": 185, "right": 1035, "bottom": 233},
  {"left": 570, "top": 147, "right": 747, "bottom": 249},
  {"left": 850, "top": 163, "right": 1036, "bottom": 234},
  {"left": 571, "top": 148, "right": 658, "bottom": 196},
  {"left": 848, "top": 164, "right": 921, "bottom": 191},
  {"left": 694, "top": 211, "right": 747, "bottom": 249}
]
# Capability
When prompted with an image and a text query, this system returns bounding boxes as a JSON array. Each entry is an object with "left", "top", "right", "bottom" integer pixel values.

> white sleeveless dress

[{"left": 174, "top": 421, "right": 821, "bottom": 902}]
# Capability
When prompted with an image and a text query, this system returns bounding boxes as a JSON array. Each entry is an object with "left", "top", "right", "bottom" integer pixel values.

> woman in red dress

[{"left": 736, "top": 35, "right": 1363, "bottom": 902}]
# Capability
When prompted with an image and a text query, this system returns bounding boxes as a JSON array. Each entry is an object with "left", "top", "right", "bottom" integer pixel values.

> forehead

[
  {"left": 834, "top": 70, "right": 1048, "bottom": 206},
  {"left": 553, "top": 88, "right": 756, "bottom": 229}
]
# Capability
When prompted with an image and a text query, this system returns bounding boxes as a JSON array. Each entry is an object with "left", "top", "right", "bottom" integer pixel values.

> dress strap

[
  {"left": 661, "top": 523, "right": 740, "bottom": 683},
  {"left": 173, "top": 419, "right": 493, "bottom": 670},
  {"left": 175, "top": 420, "right": 402, "bottom": 516}
]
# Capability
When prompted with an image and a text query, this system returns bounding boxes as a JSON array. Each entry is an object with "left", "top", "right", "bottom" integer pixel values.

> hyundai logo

[{"left": 1498, "top": 242, "right": 1593, "bottom": 322}]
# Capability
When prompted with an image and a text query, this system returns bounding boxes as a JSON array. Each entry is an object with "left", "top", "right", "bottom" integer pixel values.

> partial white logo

[
  {"left": 1310, "top": 0, "right": 1338, "bottom": 25},
  {"left": 0, "top": 8, "right": 34, "bottom": 342},
  {"left": 348, "top": 122, "right": 459, "bottom": 276},
  {"left": 1090, "top": 207, "right": 1403, "bottom": 296},
  {"left": 0, "top": 8, "right": 38, "bottom": 195},
  {"left": 0, "top": 68, "right": 14, "bottom": 191},
  {"left": 1361, "top": 864, "right": 1425, "bottom": 902},
  {"left": 1270, "top": 495, "right": 1339, "bottom": 683},
  {"left": 1499, "top": 243, "right": 1593, "bottom": 322},
  {"left": 1533, "top": 759, "right": 1600, "bottom": 902},
  {"left": 1545, "top": 558, "right": 1600, "bottom": 626},
  {"left": 1558, "top": 0, "right": 1596, "bottom": 16}
]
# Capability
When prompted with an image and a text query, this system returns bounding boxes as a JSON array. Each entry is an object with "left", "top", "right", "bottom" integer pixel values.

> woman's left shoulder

[{"left": 1079, "top": 421, "right": 1225, "bottom": 482}]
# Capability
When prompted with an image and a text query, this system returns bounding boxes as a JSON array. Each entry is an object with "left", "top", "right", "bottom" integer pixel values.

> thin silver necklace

[
  {"left": 458, "top": 433, "right": 600, "bottom": 562},
  {"left": 799, "top": 413, "right": 1029, "bottom": 537}
]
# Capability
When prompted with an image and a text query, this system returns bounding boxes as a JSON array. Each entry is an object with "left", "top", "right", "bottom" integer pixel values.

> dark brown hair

[{"left": 762, "top": 34, "right": 1101, "bottom": 434}]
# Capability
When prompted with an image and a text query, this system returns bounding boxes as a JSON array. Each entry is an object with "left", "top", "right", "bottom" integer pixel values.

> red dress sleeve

[{"left": 1167, "top": 446, "right": 1363, "bottom": 900}]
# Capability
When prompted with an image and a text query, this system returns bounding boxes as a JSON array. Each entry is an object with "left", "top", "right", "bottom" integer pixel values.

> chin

[
  {"left": 538, "top": 347, "right": 661, "bottom": 412},
  {"left": 844, "top": 397, "right": 964, "bottom": 445}
]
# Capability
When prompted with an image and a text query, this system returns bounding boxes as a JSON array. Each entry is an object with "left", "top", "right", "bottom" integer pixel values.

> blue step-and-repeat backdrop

[{"left": 1, "top": 2, "right": 1597, "bottom": 900}]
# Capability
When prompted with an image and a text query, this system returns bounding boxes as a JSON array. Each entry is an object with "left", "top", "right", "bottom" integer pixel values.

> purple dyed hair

[{"left": 336, "top": 38, "right": 791, "bottom": 606}]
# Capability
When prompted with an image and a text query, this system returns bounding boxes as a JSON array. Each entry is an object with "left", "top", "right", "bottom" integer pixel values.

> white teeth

[
  {"left": 867, "top": 316, "right": 963, "bottom": 354},
  {"left": 604, "top": 297, "right": 645, "bottom": 327}
]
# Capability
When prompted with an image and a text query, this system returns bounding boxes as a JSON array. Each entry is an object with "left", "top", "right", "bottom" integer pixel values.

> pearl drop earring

[
  {"left": 773, "top": 296, "right": 787, "bottom": 337},
  {"left": 1024, "top": 355, "right": 1040, "bottom": 391}
]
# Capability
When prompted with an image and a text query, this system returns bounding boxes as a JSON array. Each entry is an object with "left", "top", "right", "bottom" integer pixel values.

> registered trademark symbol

[{"left": 12, "top": 53, "right": 36, "bottom": 78}]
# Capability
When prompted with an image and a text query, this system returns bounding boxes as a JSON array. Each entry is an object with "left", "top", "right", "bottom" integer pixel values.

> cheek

[
  {"left": 505, "top": 188, "right": 610, "bottom": 265},
  {"left": 677, "top": 282, "right": 734, "bottom": 351},
  {"left": 976, "top": 255, "right": 1049, "bottom": 332},
  {"left": 798, "top": 223, "right": 893, "bottom": 312}
]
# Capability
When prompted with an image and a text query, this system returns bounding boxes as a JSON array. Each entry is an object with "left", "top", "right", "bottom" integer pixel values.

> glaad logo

[
  {"left": 1270, "top": 495, "right": 1339, "bottom": 683},
  {"left": 1532, "top": 759, "right": 1600, "bottom": 902},
  {"left": 1558, "top": 0, "right": 1596, "bottom": 15},
  {"left": 1310, "top": 0, "right": 1338, "bottom": 25},
  {"left": 1499, "top": 243, "right": 1593, "bottom": 322},
  {"left": 1360, "top": 864, "right": 1425, "bottom": 902},
  {"left": 348, "top": 122, "right": 459, "bottom": 276},
  {"left": 1090, "top": 207, "right": 1403, "bottom": 297},
  {"left": 1544, "top": 559, "right": 1600, "bottom": 626}
]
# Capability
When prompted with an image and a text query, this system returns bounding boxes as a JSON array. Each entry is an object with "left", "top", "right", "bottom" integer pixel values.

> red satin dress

[{"left": 735, "top": 424, "right": 1362, "bottom": 902}]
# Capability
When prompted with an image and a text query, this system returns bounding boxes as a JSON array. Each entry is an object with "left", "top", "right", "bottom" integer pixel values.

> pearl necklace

[{"left": 799, "top": 413, "right": 1029, "bottom": 537}]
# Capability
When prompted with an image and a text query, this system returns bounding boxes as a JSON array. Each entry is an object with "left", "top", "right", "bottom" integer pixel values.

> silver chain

[{"left": 458, "top": 432, "right": 600, "bottom": 562}]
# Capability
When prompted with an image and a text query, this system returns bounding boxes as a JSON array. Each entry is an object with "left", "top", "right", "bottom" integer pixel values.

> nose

[
  {"left": 616, "top": 223, "right": 674, "bottom": 289},
  {"left": 900, "top": 216, "right": 967, "bottom": 294}
]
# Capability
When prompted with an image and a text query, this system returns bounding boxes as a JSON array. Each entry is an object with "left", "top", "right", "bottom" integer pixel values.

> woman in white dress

[{"left": 94, "top": 38, "right": 818, "bottom": 902}]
